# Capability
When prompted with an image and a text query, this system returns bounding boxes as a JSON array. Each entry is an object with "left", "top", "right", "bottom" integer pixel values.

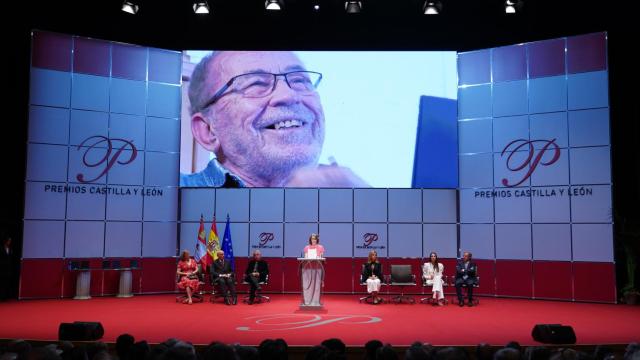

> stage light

[
  {"left": 193, "top": 1, "right": 210, "bottom": 14},
  {"left": 314, "top": 4, "right": 320, "bottom": 10},
  {"left": 121, "top": 1, "right": 140, "bottom": 14},
  {"left": 265, "top": 0, "right": 283, "bottom": 10},
  {"left": 423, "top": 1, "right": 442, "bottom": 15},
  {"left": 505, "top": 0, "right": 524, "bottom": 14},
  {"left": 345, "top": 1, "right": 362, "bottom": 13}
]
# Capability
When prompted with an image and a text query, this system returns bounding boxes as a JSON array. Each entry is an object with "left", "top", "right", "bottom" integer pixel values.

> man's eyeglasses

[{"left": 202, "top": 71, "right": 323, "bottom": 108}]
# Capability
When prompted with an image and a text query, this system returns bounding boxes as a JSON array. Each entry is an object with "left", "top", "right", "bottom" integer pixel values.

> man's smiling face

[{"left": 204, "top": 51, "right": 325, "bottom": 182}]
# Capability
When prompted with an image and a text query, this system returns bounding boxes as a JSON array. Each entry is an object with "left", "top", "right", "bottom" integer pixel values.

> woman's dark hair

[
  {"left": 308, "top": 234, "right": 319, "bottom": 244},
  {"left": 429, "top": 252, "right": 440, "bottom": 273}
]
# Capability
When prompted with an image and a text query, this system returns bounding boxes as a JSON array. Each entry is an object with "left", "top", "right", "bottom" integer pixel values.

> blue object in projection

[{"left": 412, "top": 96, "right": 458, "bottom": 188}]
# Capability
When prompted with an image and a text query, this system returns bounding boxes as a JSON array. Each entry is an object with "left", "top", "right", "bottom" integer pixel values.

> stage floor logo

[{"left": 236, "top": 314, "right": 382, "bottom": 331}]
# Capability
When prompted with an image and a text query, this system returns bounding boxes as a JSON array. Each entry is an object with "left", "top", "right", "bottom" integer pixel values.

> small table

[
  {"left": 68, "top": 261, "right": 91, "bottom": 300},
  {"left": 102, "top": 260, "right": 140, "bottom": 298}
]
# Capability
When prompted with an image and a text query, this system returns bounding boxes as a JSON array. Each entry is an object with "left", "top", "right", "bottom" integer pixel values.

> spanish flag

[{"left": 207, "top": 215, "right": 221, "bottom": 262}]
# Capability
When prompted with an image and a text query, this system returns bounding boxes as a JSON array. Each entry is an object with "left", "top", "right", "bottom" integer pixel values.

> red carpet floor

[{"left": 1, "top": 294, "right": 639, "bottom": 346}]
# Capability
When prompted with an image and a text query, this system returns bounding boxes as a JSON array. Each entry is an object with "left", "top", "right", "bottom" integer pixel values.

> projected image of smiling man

[{"left": 182, "top": 51, "right": 367, "bottom": 188}]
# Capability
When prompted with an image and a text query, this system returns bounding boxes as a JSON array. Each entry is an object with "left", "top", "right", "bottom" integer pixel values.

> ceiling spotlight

[
  {"left": 423, "top": 1, "right": 442, "bottom": 15},
  {"left": 265, "top": 0, "right": 283, "bottom": 10},
  {"left": 505, "top": 0, "right": 524, "bottom": 14},
  {"left": 193, "top": 1, "right": 210, "bottom": 14},
  {"left": 313, "top": 4, "right": 320, "bottom": 11},
  {"left": 121, "top": 1, "right": 140, "bottom": 14},
  {"left": 345, "top": 1, "right": 362, "bottom": 13}
]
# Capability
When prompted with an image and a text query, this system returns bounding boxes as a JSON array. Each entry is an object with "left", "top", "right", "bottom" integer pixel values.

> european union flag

[{"left": 221, "top": 214, "right": 235, "bottom": 271}]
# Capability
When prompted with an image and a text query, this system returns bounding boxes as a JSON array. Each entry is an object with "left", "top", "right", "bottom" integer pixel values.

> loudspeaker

[
  {"left": 531, "top": 324, "right": 576, "bottom": 344},
  {"left": 58, "top": 322, "right": 104, "bottom": 341}
]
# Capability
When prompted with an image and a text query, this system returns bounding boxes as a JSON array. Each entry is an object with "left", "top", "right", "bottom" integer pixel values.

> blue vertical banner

[
  {"left": 221, "top": 214, "right": 235, "bottom": 271},
  {"left": 412, "top": 96, "right": 458, "bottom": 188}
]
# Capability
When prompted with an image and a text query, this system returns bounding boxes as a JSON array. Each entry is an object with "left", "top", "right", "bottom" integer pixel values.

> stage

[{"left": 1, "top": 294, "right": 638, "bottom": 346}]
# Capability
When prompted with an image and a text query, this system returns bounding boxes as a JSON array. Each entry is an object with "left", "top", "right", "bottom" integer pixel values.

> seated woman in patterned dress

[{"left": 176, "top": 250, "right": 200, "bottom": 304}]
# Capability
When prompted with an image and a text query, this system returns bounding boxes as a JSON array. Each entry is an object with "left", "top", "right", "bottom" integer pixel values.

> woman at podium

[{"left": 303, "top": 233, "right": 325, "bottom": 259}]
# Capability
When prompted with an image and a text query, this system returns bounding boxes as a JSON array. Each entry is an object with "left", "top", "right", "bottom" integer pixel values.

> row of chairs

[
  {"left": 359, "top": 264, "right": 480, "bottom": 305},
  {"left": 176, "top": 265, "right": 270, "bottom": 304},
  {"left": 177, "top": 264, "right": 478, "bottom": 305}
]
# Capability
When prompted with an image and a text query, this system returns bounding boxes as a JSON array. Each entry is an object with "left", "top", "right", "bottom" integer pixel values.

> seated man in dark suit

[
  {"left": 455, "top": 251, "right": 478, "bottom": 307},
  {"left": 245, "top": 250, "right": 269, "bottom": 304},
  {"left": 210, "top": 250, "right": 237, "bottom": 305}
]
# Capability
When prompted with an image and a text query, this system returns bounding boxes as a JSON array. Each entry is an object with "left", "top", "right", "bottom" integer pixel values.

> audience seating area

[{"left": 0, "top": 336, "right": 636, "bottom": 360}]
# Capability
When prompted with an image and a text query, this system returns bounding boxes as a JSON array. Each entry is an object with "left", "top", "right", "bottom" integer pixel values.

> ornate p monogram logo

[
  {"left": 258, "top": 232, "right": 275, "bottom": 246},
  {"left": 76, "top": 136, "right": 137, "bottom": 183},
  {"left": 237, "top": 314, "right": 382, "bottom": 331},
  {"left": 363, "top": 233, "right": 378, "bottom": 246},
  {"left": 500, "top": 138, "right": 561, "bottom": 187}
]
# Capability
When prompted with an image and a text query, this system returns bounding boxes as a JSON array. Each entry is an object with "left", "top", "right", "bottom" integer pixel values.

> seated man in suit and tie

[
  {"left": 455, "top": 251, "right": 478, "bottom": 307},
  {"left": 211, "top": 250, "right": 237, "bottom": 305},
  {"left": 245, "top": 250, "right": 269, "bottom": 304}
]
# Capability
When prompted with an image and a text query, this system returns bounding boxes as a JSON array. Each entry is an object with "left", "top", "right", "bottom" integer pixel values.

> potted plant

[{"left": 619, "top": 217, "right": 640, "bottom": 305}]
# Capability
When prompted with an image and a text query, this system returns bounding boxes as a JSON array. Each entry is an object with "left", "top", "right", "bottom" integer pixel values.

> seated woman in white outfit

[
  {"left": 422, "top": 251, "right": 445, "bottom": 305},
  {"left": 361, "top": 250, "right": 383, "bottom": 304}
]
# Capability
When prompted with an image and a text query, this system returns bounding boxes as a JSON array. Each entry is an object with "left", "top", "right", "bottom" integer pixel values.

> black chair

[
  {"left": 242, "top": 274, "right": 270, "bottom": 303},
  {"left": 456, "top": 275, "right": 480, "bottom": 305},
  {"left": 420, "top": 274, "right": 450, "bottom": 305},
  {"left": 388, "top": 264, "right": 416, "bottom": 304},
  {"left": 175, "top": 264, "right": 204, "bottom": 304},
  {"left": 358, "top": 264, "right": 384, "bottom": 304},
  {"left": 209, "top": 272, "right": 237, "bottom": 303}
]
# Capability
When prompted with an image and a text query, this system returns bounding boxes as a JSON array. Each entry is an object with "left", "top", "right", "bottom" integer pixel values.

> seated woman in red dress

[{"left": 176, "top": 250, "right": 200, "bottom": 304}]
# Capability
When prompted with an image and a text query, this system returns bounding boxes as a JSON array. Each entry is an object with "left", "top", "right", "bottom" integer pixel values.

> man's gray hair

[{"left": 188, "top": 51, "right": 223, "bottom": 116}]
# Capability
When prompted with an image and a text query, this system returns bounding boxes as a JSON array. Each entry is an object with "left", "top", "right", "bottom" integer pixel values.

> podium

[{"left": 297, "top": 258, "right": 325, "bottom": 310}]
